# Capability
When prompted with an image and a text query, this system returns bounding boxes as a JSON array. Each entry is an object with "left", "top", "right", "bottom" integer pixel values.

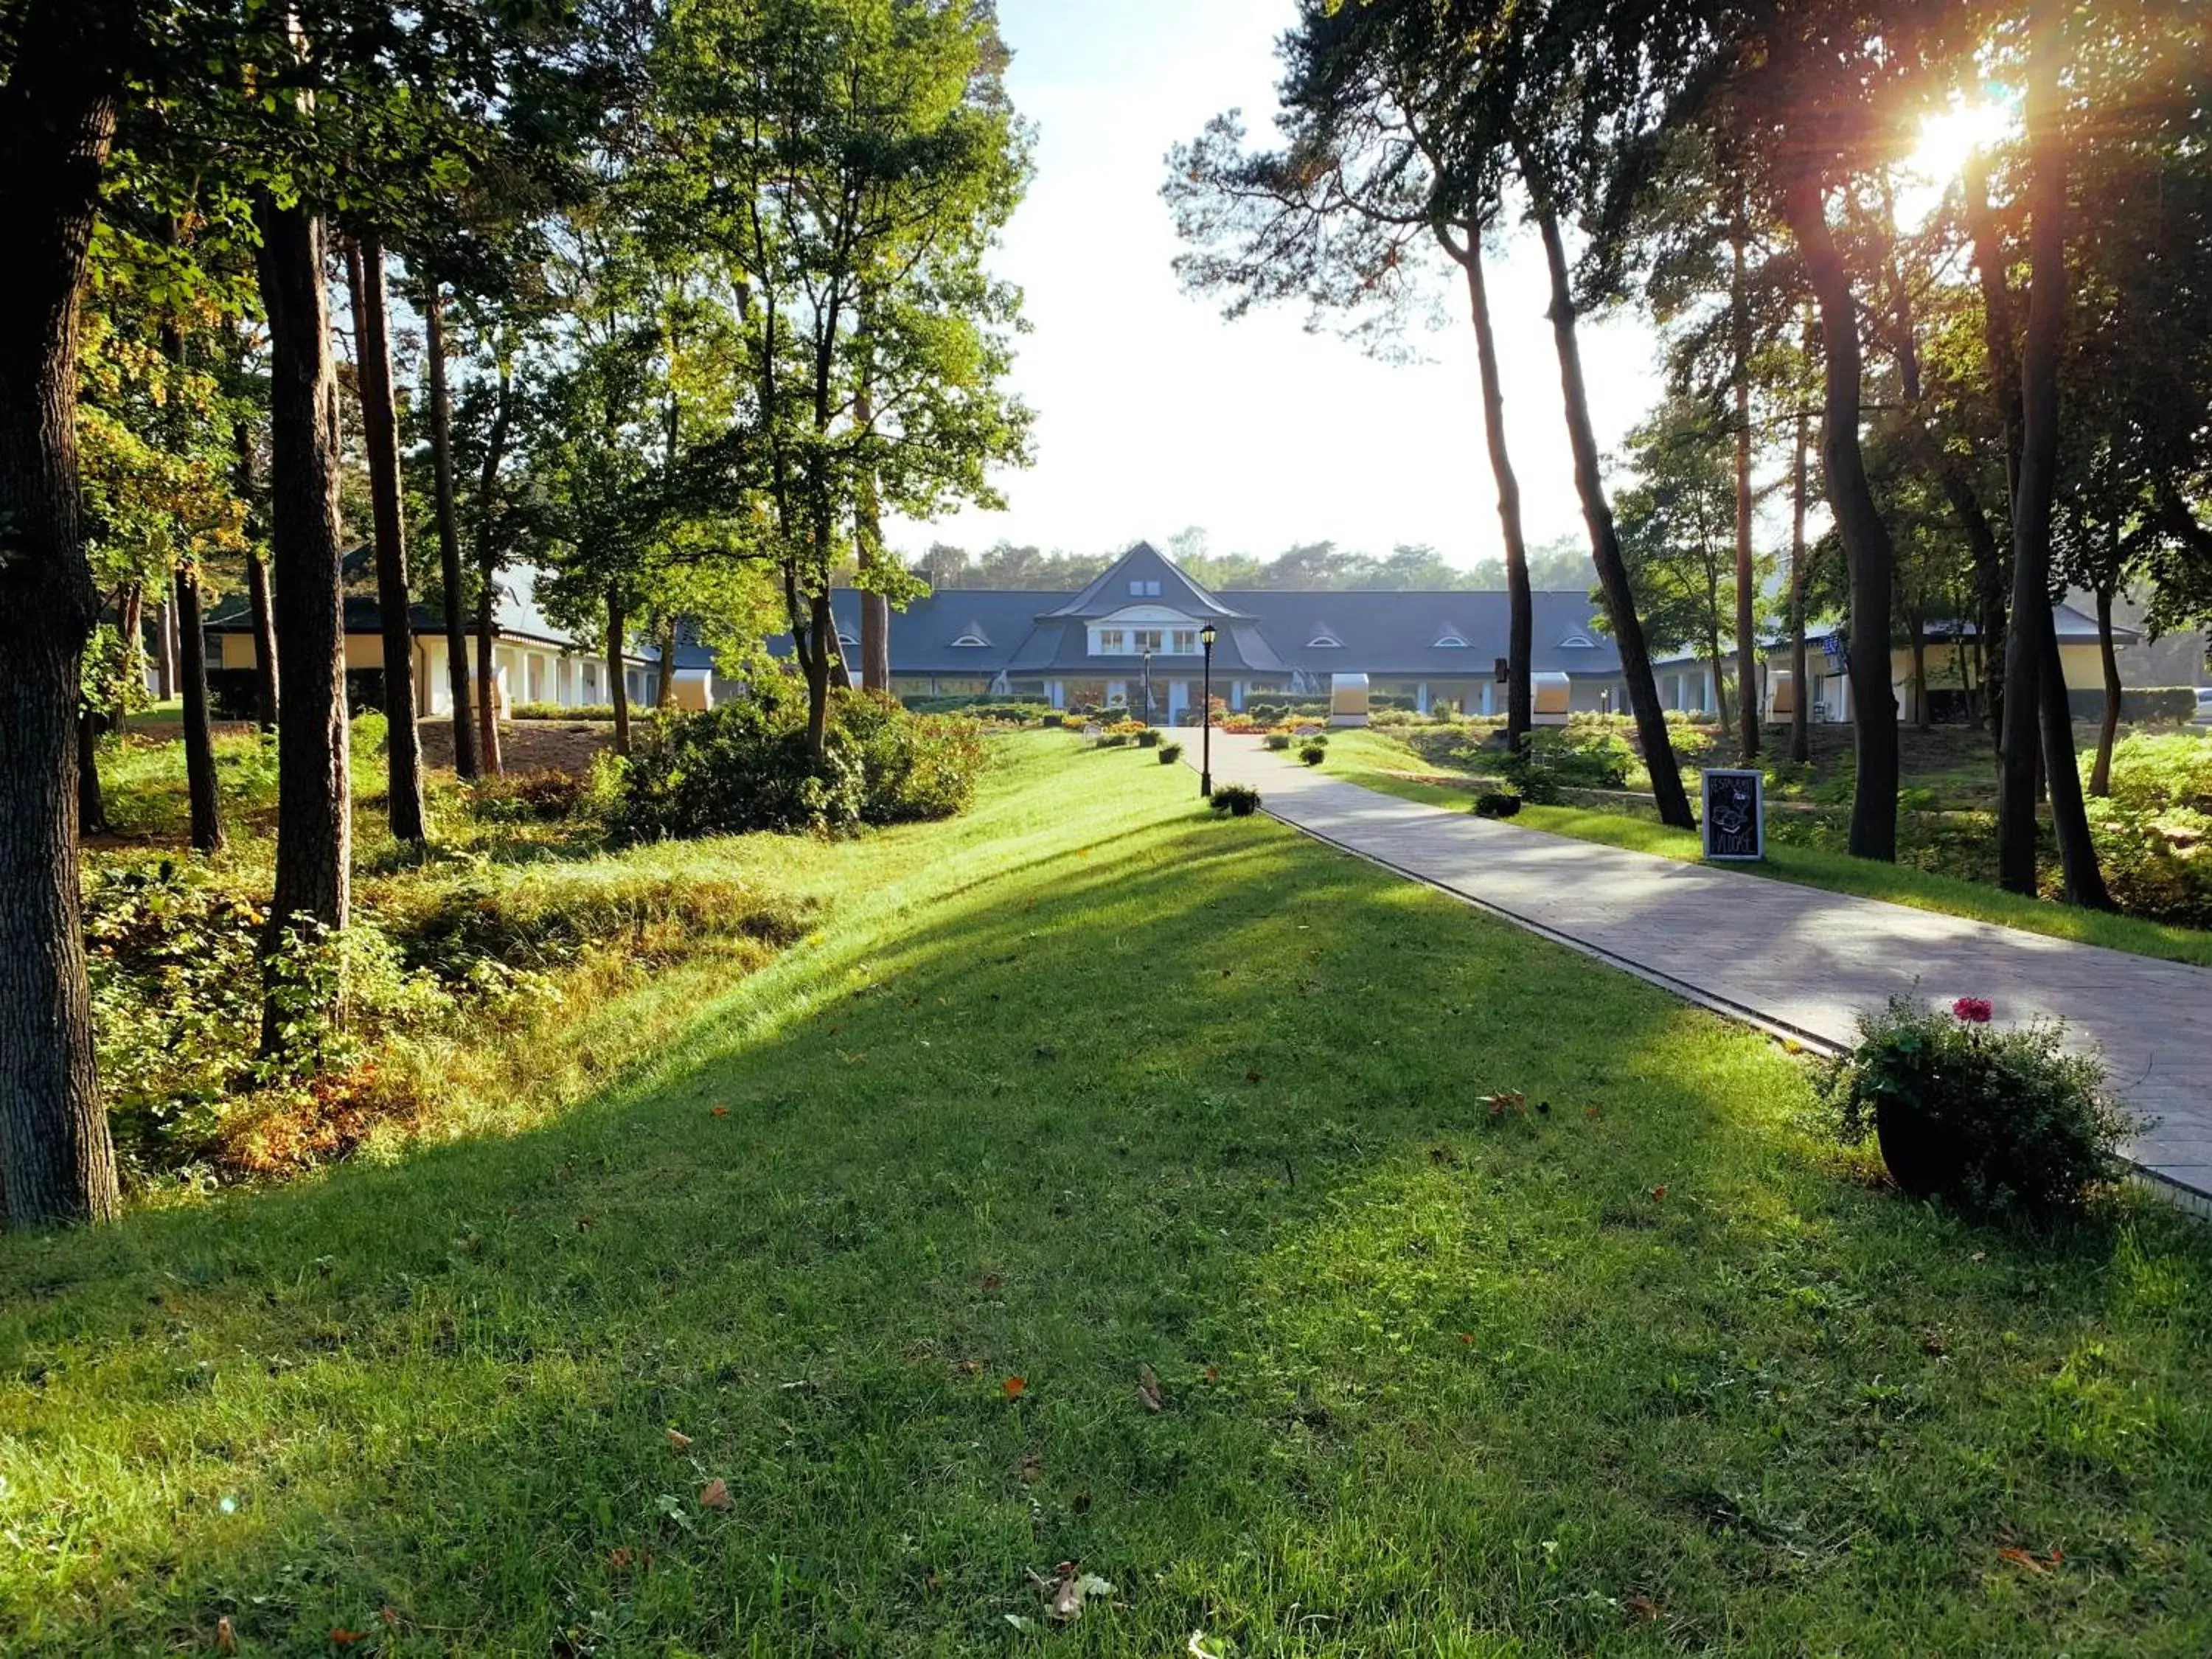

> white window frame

[{"left": 1095, "top": 627, "right": 1127, "bottom": 655}]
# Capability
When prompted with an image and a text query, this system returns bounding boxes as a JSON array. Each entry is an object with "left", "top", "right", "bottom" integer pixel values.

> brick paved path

[{"left": 1204, "top": 734, "right": 2212, "bottom": 1206}]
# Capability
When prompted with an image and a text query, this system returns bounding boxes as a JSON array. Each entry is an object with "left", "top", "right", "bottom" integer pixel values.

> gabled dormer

[{"left": 1037, "top": 542, "right": 1244, "bottom": 625}]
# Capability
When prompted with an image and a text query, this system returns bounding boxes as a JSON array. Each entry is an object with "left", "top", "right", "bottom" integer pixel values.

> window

[
  {"left": 1172, "top": 628, "right": 1199, "bottom": 654},
  {"left": 1095, "top": 627, "right": 1126, "bottom": 654},
  {"left": 1133, "top": 628, "right": 1164, "bottom": 653},
  {"left": 1433, "top": 631, "right": 1469, "bottom": 648},
  {"left": 835, "top": 629, "right": 859, "bottom": 647},
  {"left": 1557, "top": 633, "right": 1596, "bottom": 649},
  {"left": 1308, "top": 633, "right": 1343, "bottom": 649},
  {"left": 1128, "top": 579, "right": 1161, "bottom": 597},
  {"left": 950, "top": 632, "right": 990, "bottom": 647}
]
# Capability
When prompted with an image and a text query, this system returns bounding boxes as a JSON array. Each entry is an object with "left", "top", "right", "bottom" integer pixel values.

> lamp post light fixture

[{"left": 1199, "top": 621, "right": 1219, "bottom": 797}]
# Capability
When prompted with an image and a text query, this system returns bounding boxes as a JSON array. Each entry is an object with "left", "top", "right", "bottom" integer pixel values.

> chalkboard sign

[{"left": 1701, "top": 768, "right": 1764, "bottom": 861}]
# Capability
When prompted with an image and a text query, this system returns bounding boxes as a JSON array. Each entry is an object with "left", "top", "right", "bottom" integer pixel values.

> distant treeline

[{"left": 906, "top": 535, "right": 1597, "bottom": 594}]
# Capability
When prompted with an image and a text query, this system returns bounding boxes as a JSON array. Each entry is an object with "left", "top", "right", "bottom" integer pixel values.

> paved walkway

[{"left": 1203, "top": 734, "right": 2212, "bottom": 1206}]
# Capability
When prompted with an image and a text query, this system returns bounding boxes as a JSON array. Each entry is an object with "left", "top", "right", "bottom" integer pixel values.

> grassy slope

[
  {"left": 1322, "top": 728, "right": 2212, "bottom": 969},
  {"left": 4, "top": 735, "right": 2208, "bottom": 1656}
]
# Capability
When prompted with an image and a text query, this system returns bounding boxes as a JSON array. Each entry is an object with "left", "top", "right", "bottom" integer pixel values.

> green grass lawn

[
  {"left": 7, "top": 735, "right": 2210, "bottom": 1655},
  {"left": 1320, "top": 727, "right": 2212, "bottom": 969}
]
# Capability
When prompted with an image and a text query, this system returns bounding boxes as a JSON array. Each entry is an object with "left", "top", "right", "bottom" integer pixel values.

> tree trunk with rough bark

[
  {"left": 235, "top": 418, "right": 281, "bottom": 731},
  {"left": 1731, "top": 225, "right": 1759, "bottom": 762},
  {"left": 1789, "top": 407, "right": 1812, "bottom": 765},
  {"left": 473, "top": 364, "right": 512, "bottom": 776},
  {"left": 853, "top": 314, "right": 893, "bottom": 695},
  {"left": 174, "top": 565, "right": 224, "bottom": 852},
  {"left": 0, "top": 0, "right": 129, "bottom": 1229},
  {"left": 77, "top": 707, "right": 108, "bottom": 838},
  {"left": 343, "top": 232, "right": 426, "bottom": 842},
  {"left": 2000, "top": 7, "right": 2107, "bottom": 907},
  {"left": 606, "top": 587, "right": 630, "bottom": 757},
  {"left": 1785, "top": 175, "right": 1899, "bottom": 861},
  {"left": 254, "top": 196, "right": 352, "bottom": 1054},
  {"left": 2090, "top": 583, "right": 2121, "bottom": 796},
  {"left": 422, "top": 285, "right": 476, "bottom": 778},
  {"left": 1441, "top": 224, "right": 1533, "bottom": 751},
  {"left": 1528, "top": 193, "right": 1694, "bottom": 830},
  {"left": 654, "top": 611, "right": 679, "bottom": 711},
  {"left": 1965, "top": 151, "right": 2020, "bottom": 742}
]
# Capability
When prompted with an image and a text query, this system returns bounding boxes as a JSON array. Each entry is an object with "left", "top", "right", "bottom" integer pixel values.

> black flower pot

[
  {"left": 1874, "top": 1096, "right": 1966, "bottom": 1200},
  {"left": 1229, "top": 798, "right": 1257, "bottom": 816}
]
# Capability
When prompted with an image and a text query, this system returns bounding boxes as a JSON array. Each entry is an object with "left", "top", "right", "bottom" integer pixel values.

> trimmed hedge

[{"left": 2067, "top": 686, "right": 2198, "bottom": 725}]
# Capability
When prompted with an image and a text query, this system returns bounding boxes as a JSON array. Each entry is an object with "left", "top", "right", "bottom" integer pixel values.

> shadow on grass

[{"left": 5, "top": 776, "right": 2208, "bottom": 1655}]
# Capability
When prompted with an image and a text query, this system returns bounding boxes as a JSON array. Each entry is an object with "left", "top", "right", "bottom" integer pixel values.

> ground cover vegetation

[
  {"left": 4, "top": 0, "right": 1033, "bottom": 1228},
  {"left": 4, "top": 737, "right": 2208, "bottom": 1654}
]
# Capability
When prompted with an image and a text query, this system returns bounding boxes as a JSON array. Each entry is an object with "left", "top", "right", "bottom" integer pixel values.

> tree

[
  {"left": 341, "top": 231, "right": 428, "bottom": 841},
  {"left": 1165, "top": 0, "right": 1539, "bottom": 749},
  {"left": 420, "top": 282, "right": 478, "bottom": 776},
  {"left": 0, "top": 0, "right": 134, "bottom": 1228},
  {"left": 1613, "top": 393, "right": 1773, "bottom": 726}
]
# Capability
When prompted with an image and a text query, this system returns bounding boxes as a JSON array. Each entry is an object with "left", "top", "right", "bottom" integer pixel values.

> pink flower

[{"left": 1952, "top": 997, "right": 1994, "bottom": 1025}]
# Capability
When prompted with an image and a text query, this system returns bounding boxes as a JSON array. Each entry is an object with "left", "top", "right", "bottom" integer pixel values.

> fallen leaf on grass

[
  {"left": 666, "top": 1428, "right": 692, "bottom": 1450},
  {"left": 1244, "top": 1070, "right": 1262, "bottom": 1085},
  {"left": 1002, "top": 1375, "right": 1027, "bottom": 1400},
  {"left": 700, "top": 1478, "right": 733, "bottom": 1510},
  {"left": 380, "top": 1607, "right": 398, "bottom": 1627},
  {"left": 1650, "top": 1185, "right": 1667, "bottom": 1202},
  {"left": 981, "top": 1273, "right": 1004, "bottom": 1291},
  {"left": 609, "top": 1548, "right": 634, "bottom": 1570},
  {"left": 1585, "top": 1106, "right": 1602, "bottom": 1119},
  {"left": 710, "top": 1107, "right": 728, "bottom": 1119},
  {"left": 1137, "top": 1364, "right": 1166, "bottom": 1412},
  {"left": 953, "top": 1359, "right": 980, "bottom": 1376},
  {"left": 1189, "top": 1632, "right": 1225, "bottom": 1659},
  {"left": 215, "top": 1616, "right": 237, "bottom": 1655},
  {"left": 1485, "top": 1091, "right": 1527, "bottom": 1119},
  {"left": 330, "top": 1631, "right": 366, "bottom": 1646},
  {"left": 1204, "top": 1365, "right": 1220, "bottom": 1383},
  {"left": 1997, "top": 1546, "right": 2063, "bottom": 1573},
  {"left": 1030, "top": 1561, "right": 1114, "bottom": 1622},
  {"left": 1624, "top": 1593, "right": 1661, "bottom": 1623}
]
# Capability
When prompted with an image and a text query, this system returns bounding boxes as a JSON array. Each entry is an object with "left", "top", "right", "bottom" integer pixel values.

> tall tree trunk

[
  {"left": 606, "top": 586, "right": 630, "bottom": 757},
  {"left": 1789, "top": 405, "right": 1812, "bottom": 765},
  {"left": 77, "top": 706, "right": 107, "bottom": 838},
  {"left": 1784, "top": 175, "right": 1899, "bottom": 861},
  {"left": 1999, "top": 7, "right": 2107, "bottom": 905},
  {"left": 343, "top": 232, "right": 426, "bottom": 842},
  {"left": 854, "top": 302, "right": 892, "bottom": 695},
  {"left": 653, "top": 611, "right": 679, "bottom": 712},
  {"left": 2090, "top": 582, "right": 2121, "bottom": 796},
  {"left": 1528, "top": 191, "right": 1694, "bottom": 830},
  {"left": 473, "top": 363, "right": 512, "bottom": 777},
  {"left": 0, "top": 0, "right": 128, "bottom": 1230},
  {"left": 475, "top": 582, "right": 502, "bottom": 776},
  {"left": 118, "top": 582, "right": 144, "bottom": 728},
  {"left": 234, "top": 419, "right": 281, "bottom": 730},
  {"left": 1731, "top": 221, "right": 1758, "bottom": 763},
  {"left": 422, "top": 284, "right": 476, "bottom": 778},
  {"left": 160, "top": 305, "right": 223, "bottom": 855},
  {"left": 1441, "top": 223, "right": 1533, "bottom": 750},
  {"left": 174, "top": 565, "right": 224, "bottom": 853},
  {"left": 1965, "top": 150, "right": 2020, "bottom": 742},
  {"left": 154, "top": 597, "right": 176, "bottom": 700},
  {"left": 806, "top": 591, "right": 835, "bottom": 757},
  {"left": 254, "top": 195, "right": 352, "bottom": 1054},
  {"left": 1910, "top": 631, "right": 1930, "bottom": 730}
]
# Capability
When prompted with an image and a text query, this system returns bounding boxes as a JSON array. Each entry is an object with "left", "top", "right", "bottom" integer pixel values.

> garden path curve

[{"left": 1199, "top": 732, "right": 2212, "bottom": 1210}]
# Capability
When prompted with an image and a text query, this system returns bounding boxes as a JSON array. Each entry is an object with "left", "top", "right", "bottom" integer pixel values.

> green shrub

[
  {"left": 1098, "top": 732, "right": 1130, "bottom": 748},
  {"left": 1820, "top": 995, "right": 2135, "bottom": 1220},
  {"left": 1473, "top": 791, "right": 1522, "bottom": 818},
  {"left": 613, "top": 689, "right": 983, "bottom": 840},
  {"left": 2067, "top": 686, "right": 2198, "bottom": 724},
  {"left": 1136, "top": 728, "right": 1163, "bottom": 748},
  {"left": 1263, "top": 732, "right": 1293, "bottom": 751},
  {"left": 1210, "top": 783, "right": 1262, "bottom": 816},
  {"left": 1158, "top": 741, "right": 1184, "bottom": 765},
  {"left": 1503, "top": 725, "right": 1632, "bottom": 801},
  {"left": 509, "top": 702, "right": 661, "bottom": 723},
  {"left": 470, "top": 768, "right": 593, "bottom": 824},
  {"left": 1299, "top": 742, "right": 1327, "bottom": 766}
]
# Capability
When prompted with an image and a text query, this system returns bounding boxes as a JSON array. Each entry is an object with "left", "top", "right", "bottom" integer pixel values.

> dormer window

[
  {"left": 1308, "top": 633, "right": 1343, "bottom": 649},
  {"left": 1433, "top": 630, "right": 1469, "bottom": 648},
  {"left": 1128, "top": 579, "right": 1161, "bottom": 597},
  {"left": 1557, "top": 633, "right": 1596, "bottom": 649},
  {"left": 835, "top": 630, "right": 860, "bottom": 647},
  {"left": 950, "top": 632, "right": 991, "bottom": 648}
]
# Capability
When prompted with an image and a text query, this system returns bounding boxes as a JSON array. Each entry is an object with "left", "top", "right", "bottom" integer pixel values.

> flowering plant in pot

[
  {"left": 1209, "top": 783, "right": 1262, "bottom": 817},
  {"left": 1819, "top": 995, "right": 2136, "bottom": 1219}
]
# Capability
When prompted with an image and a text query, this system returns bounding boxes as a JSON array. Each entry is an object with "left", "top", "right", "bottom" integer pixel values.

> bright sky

[{"left": 885, "top": 0, "right": 1667, "bottom": 572}]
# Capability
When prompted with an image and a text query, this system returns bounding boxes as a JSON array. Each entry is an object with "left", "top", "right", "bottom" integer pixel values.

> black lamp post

[
  {"left": 1199, "top": 621, "right": 1218, "bottom": 797},
  {"left": 1141, "top": 645, "right": 1153, "bottom": 729}
]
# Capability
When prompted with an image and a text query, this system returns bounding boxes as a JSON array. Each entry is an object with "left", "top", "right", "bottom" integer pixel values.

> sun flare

[{"left": 1910, "top": 99, "right": 2018, "bottom": 181}]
